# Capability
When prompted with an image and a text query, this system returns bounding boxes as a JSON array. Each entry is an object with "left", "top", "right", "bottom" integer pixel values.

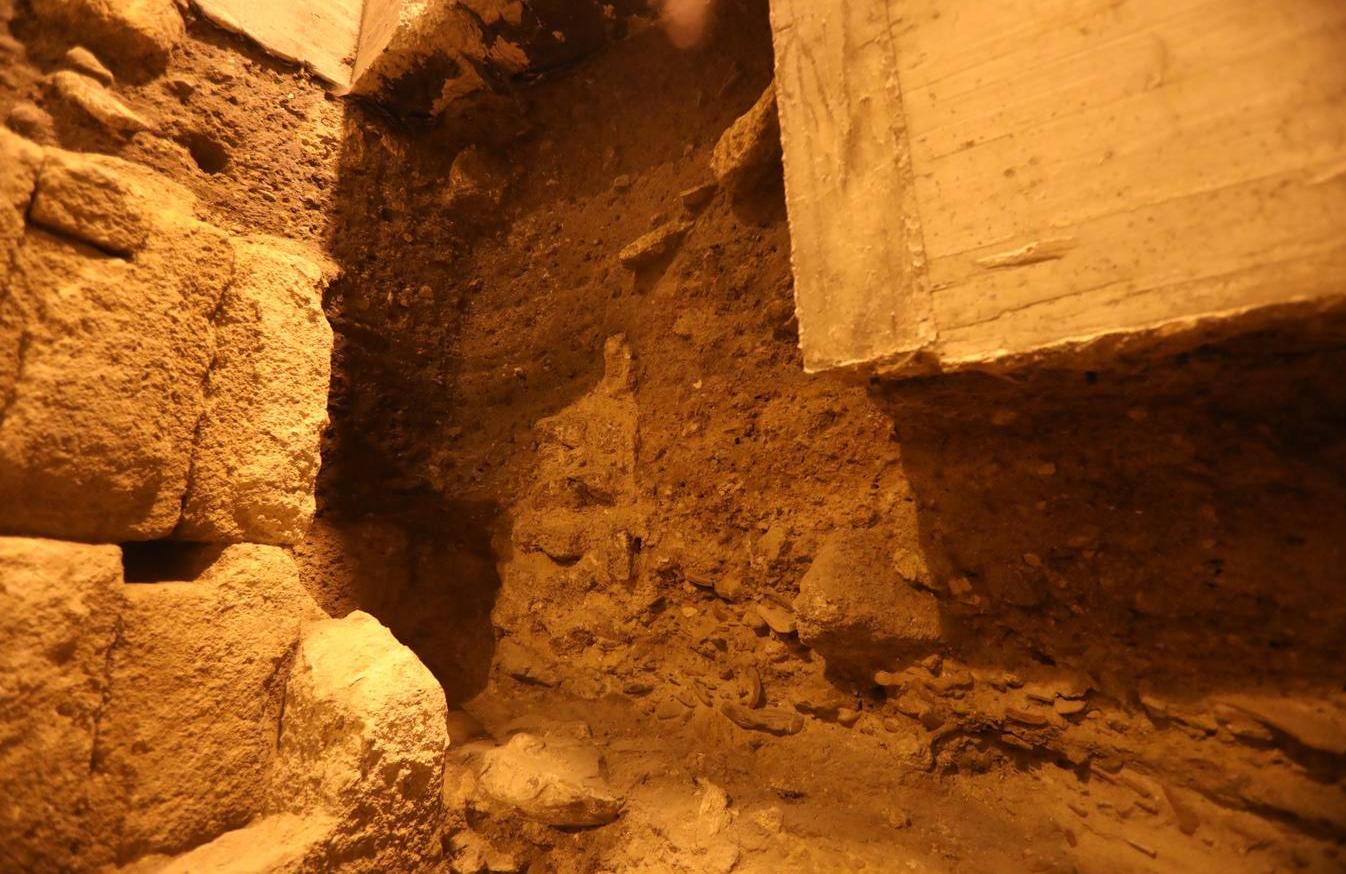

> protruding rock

[
  {"left": 477, "top": 733, "right": 623, "bottom": 827},
  {"left": 0, "top": 537, "right": 124, "bottom": 873},
  {"left": 48, "top": 70, "right": 150, "bottom": 133},
  {"left": 793, "top": 529, "right": 942, "bottom": 676},
  {"left": 710, "top": 82, "right": 780, "bottom": 195},
  {"left": 177, "top": 236, "right": 334, "bottom": 545},
  {"left": 96, "top": 544, "right": 322, "bottom": 860},
  {"left": 28, "top": 147, "right": 155, "bottom": 254},
  {"left": 618, "top": 218, "right": 693, "bottom": 270},
  {"left": 680, "top": 181, "right": 717, "bottom": 212},
  {"left": 754, "top": 602, "right": 796, "bottom": 636},
  {"left": 271, "top": 611, "right": 448, "bottom": 871},
  {"left": 31, "top": 0, "right": 184, "bottom": 73},
  {"left": 64, "top": 46, "right": 115, "bottom": 84},
  {"left": 721, "top": 702, "right": 804, "bottom": 736},
  {"left": 443, "top": 146, "right": 507, "bottom": 216}
]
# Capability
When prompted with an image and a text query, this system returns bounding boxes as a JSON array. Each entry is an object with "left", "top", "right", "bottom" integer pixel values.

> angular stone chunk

[
  {"left": 47, "top": 70, "right": 150, "bottom": 135},
  {"left": 477, "top": 732, "right": 624, "bottom": 827},
  {"left": 0, "top": 537, "right": 125, "bottom": 873},
  {"left": 30, "top": 0, "right": 184, "bottom": 73},
  {"left": 96, "top": 544, "right": 322, "bottom": 861},
  {"left": 0, "top": 148, "right": 235, "bottom": 542},
  {"left": 710, "top": 82, "right": 780, "bottom": 195},
  {"left": 793, "top": 529, "right": 942, "bottom": 676},
  {"left": 29, "top": 148, "right": 156, "bottom": 255},
  {"left": 178, "top": 237, "right": 334, "bottom": 545},
  {"left": 270, "top": 611, "right": 447, "bottom": 871}
]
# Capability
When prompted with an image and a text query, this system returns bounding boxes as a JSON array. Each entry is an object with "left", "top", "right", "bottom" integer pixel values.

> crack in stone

[
  {"left": 88, "top": 615, "right": 125, "bottom": 774},
  {"left": 171, "top": 269, "right": 237, "bottom": 536}
]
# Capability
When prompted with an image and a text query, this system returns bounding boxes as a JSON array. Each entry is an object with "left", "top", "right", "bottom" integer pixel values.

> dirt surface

[{"left": 5, "top": 0, "right": 1345, "bottom": 870}]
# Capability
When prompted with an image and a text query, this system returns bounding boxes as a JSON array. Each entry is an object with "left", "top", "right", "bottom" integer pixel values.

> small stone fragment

[
  {"left": 743, "top": 666, "right": 764, "bottom": 708},
  {"left": 48, "top": 70, "right": 149, "bottom": 134},
  {"left": 1054, "top": 697, "right": 1089, "bottom": 717},
  {"left": 1005, "top": 706, "right": 1050, "bottom": 728},
  {"left": 64, "top": 46, "right": 114, "bottom": 84},
  {"left": 680, "top": 180, "right": 717, "bottom": 211},
  {"left": 721, "top": 702, "right": 804, "bottom": 736},
  {"left": 618, "top": 218, "right": 692, "bottom": 270},
  {"left": 1161, "top": 783, "right": 1200, "bottom": 835},
  {"left": 754, "top": 602, "right": 796, "bottom": 635},
  {"left": 477, "top": 733, "right": 623, "bottom": 827},
  {"left": 713, "top": 574, "right": 745, "bottom": 602},
  {"left": 612, "top": 173, "right": 631, "bottom": 190}
]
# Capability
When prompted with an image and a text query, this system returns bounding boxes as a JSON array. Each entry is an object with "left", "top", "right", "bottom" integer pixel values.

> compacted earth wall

[{"left": 2, "top": 0, "right": 1344, "bottom": 872}]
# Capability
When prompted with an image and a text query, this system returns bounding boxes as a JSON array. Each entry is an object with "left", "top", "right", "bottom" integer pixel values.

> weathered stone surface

[
  {"left": 29, "top": 147, "right": 157, "bottom": 254},
  {"left": 477, "top": 732, "right": 623, "bottom": 827},
  {"left": 0, "top": 537, "right": 124, "bottom": 873},
  {"left": 178, "top": 237, "right": 334, "bottom": 545},
  {"left": 47, "top": 71, "right": 148, "bottom": 134},
  {"left": 710, "top": 82, "right": 779, "bottom": 195},
  {"left": 65, "top": 46, "right": 115, "bottom": 85},
  {"left": 793, "top": 529, "right": 942, "bottom": 676},
  {"left": 30, "top": 0, "right": 184, "bottom": 73},
  {"left": 270, "top": 611, "right": 448, "bottom": 871},
  {"left": 96, "top": 544, "right": 322, "bottom": 861},
  {"left": 0, "top": 146, "right": 234, "bottom": 542},
  {"left": 119, "top": 813, "right": 339, "bottom": 874}
]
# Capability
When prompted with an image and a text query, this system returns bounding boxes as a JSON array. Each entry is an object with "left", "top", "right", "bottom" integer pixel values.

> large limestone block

[
  {"left": 0, "top": 537, "right": 124, "bottom": 874},
  {"left": 793, "top": 529, "right": 942, "bottom": 677},
  {"left": 271, "top": 611, "right": 448, "bottom": 871},
  {"left": 95, "top": 545, "right": 322, "bottom": 861},
  {"left": 30, "top": 0, "right": 184, "bottom": 73},
  {"left": 178, "top": 237, "right": 334, "bottom": 545},
  {"left": 0, "top": 146, "right": 235, "bottom": 541}
]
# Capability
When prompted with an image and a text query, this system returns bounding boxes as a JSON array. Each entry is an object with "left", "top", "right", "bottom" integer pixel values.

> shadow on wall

[{"left": 872, "top": 331, "right": 1346, "bottom": 702}]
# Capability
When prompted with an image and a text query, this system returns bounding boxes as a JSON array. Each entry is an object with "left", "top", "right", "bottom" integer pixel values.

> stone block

[
  {"left": 177, "top": 237, "right": 334, "bottom": 545},
  {"left": 95, "top": 544, "right": 322, "bottom": 861},
  {"left": 270, "top": 611, "right": 448, "bottom": 871},
  {"left": 0, "top": 537, "right": 124, "bottom": 873}
]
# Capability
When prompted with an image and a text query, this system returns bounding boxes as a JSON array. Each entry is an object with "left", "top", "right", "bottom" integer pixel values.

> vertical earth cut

[{"left": 1, "top": 1, "right": 1344, "bottom": 873}]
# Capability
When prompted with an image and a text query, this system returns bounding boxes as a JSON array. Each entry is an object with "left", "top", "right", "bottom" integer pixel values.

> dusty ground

[{"left": 5, "top": 0, "right": 1344, "bottom": 870}]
